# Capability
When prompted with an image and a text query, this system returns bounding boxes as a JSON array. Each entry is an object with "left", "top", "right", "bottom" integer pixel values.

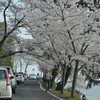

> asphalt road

[{"left": 13, "top": 79, "right": 62, "bottom": 100}]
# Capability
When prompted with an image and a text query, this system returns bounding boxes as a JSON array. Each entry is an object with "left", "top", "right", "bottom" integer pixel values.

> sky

[
  {"left": 0, "top": 12, "right": 4, "bottom": 22},
  {"left": 17, "top": 28, "right": 33, "bottom": 39},
  {"left": 17, "top": 32, "right": 33, "bottom": 39},
  {"left": 17, "top": 63, "right": 41, "bottom": 76}
]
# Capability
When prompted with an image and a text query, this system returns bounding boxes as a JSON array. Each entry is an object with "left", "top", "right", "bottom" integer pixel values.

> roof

[{"left": 0, "top": 66, "right": 11, "bottom": 68}]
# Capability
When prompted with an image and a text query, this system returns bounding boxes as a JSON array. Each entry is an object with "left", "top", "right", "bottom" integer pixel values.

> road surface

[{"left": 13, "top": 79, "right": 62, "bottom": 100}]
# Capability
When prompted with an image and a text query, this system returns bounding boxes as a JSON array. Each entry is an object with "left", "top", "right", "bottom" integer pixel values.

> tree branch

[
  {"left": 48, "top": 34, "right": 63, "bottom": 67},
  {"left": 78, "top": 63, "right": 86, "bottom": 71},
  {"left": 69, "top": 24, "right": 80, "bottom": 32},
  {"left": 67, "top": 30, "right": 76, "bottom": 54},
  {"left": 0, "top": 51, "right": 25, "bottom": 59},
  {"left": 0, "top": 15, "right": 25, "bottom": 48},
  {"left": 81, "top": 45, "right": 89, "bottom": 55},
  {"left": 80, "top": 42, "right": 86, "bottom": 54},
  {"left": 3, "top": 0, "right": 11, "bottom": 35}
]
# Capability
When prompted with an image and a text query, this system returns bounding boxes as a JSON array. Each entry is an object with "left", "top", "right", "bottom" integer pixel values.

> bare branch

[
  {"left": 3, "top": 0, "right": 11, "bottom": 34},
  {"left": 80, "top": 42, "right": 86, "bottom": 54},
  {"left": 67, "top": 30, "right": 76, "bottom": 54},
  {"left": 0, "top": 51, "right": 25, "bottom": 59},
  {"left": 47, "top": 34, "right": 63, "bottom": 66},
  {"left": 69, "top": 24, "right": 80, "bottom": 32},
  {"left": 81, "top": 45, "right": 89, "bottom": 55},
  {"left": 78, "top": 63, "right": 86, "bottom": 71},
  {"left": 0, "top": 15, "right": 25, "bottom": 48}
]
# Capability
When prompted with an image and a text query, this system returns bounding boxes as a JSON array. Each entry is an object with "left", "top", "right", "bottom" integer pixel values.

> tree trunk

[
  {"left": 71, "top": 60, "right": 79, "bottom": 97},
  {"left": 24, "top": 63, "right": 29, "bottom": 73},
  {"left": 64, "top": 66, "right": 72, "bottom": 85},
  {"left": 51, "top": 67, "right": 59, "bottom": 88},
  {"left": 55, "top": 81, "right": 62, "bottom": 91},
  {"left": 61, "top": 69, "right": 66, "bottom": 94}
]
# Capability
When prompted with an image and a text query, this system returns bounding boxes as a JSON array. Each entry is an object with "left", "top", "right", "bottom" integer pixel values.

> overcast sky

[
  {"left": 17, "top": 64, "right": 41, "bottom": 76},
  {"left": 0, "top": 12, "right": 4, "bottom": 22}
]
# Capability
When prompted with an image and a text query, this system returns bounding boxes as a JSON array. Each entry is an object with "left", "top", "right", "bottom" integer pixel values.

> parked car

[
  {"left": 18, "top": 74, "right": 24, "bottom": 83},
  {"left": 29, "top": 74, "right": 36, "bottom": 80},
  {"left": 24, "top": 73, "right": 28, "bottom": 80},
  {"left": 15, "top": 74, "right": 21, "bottom": 84},
  {"left": 3, "top": 66, "right": 16, "bottom": 94},
  {"left": 0, "top": 67, "right": 12, "bottom": 100},
  {"left": 18, "top": 72, "right": 24, "bottom": 76},
  {"left": 15, "top": 73, "right": 25, "bottom": 84}
]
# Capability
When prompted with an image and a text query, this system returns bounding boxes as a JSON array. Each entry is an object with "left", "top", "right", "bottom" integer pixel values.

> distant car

[
  {"left": 18, "top": 74, "right": 24, "bottom": 83},
  {"left": 15, "top": 74, "right": 21, "bottom": 84},
  {"left": 0, "top": 67, "right": 12, "bottom": 100},
  {"left": 15, "top": 73, "right": 25, "bottom": 84},
  {"left": 3, "top": 66, "right": 16, "bottom": 94},
  {"left": 18, "top": 72, "right": 24, "bottom": 76},
  {"left": 24, "top": 73, "right": 28, "bottom": 80},
  {"left": 29, "top": 74, "right": 36, "bottom": 80}
]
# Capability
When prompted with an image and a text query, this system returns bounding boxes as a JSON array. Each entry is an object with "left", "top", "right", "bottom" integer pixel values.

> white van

[
  {"left": 3, "top": 66, "right": 16, "bottom": 94},
  {"left": 0, "top": 67, "right": 12, "bottom": 100}
]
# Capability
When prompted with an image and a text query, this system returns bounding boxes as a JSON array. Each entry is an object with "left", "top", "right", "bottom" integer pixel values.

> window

[
  {"left": 0, "top": 70, "right": 7, "bottom": 79},
  {"left": 6, "top": 68, "right": 11, "bottom": 74}
]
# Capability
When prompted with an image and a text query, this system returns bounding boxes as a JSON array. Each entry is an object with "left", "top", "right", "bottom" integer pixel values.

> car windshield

[
  {"left": 15, "top": 74, "right": 18, "bottom": 77},
  {"left": 0, "top": 70, "right": 7, "bottom": 79},
  {"left": 19, "top": 74, "right": 23, "bottom": 76},
  {"left": 24, "top": 74, "right": 28, "bottom": 75}
]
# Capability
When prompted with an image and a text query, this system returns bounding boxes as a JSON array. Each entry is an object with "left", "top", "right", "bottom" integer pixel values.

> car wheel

[
  {"left": 17, "top": 81, "right": 20, "bottom": 85},
  {"left": 18, "top": 81, "right": 21, "bottom": 84},
  {"left": 12, "top": 87, "right": 16, "bottom": 94}
]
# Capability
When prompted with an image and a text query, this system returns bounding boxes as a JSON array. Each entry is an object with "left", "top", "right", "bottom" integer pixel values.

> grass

[
  {"left": 50, "top": 88, "right": 81, "bottom": 100},
  {"left": 39, "top": 78, "right": 44, "bottom": 84}
]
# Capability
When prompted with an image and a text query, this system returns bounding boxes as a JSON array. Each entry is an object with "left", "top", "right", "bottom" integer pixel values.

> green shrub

[{"left": 0, "top": 49, "right": 13, "bottom": 69}]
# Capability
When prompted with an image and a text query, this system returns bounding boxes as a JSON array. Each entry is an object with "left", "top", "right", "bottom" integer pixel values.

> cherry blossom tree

[{"left": 20, "top": 0, "right": 100, "bottom": 97}]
